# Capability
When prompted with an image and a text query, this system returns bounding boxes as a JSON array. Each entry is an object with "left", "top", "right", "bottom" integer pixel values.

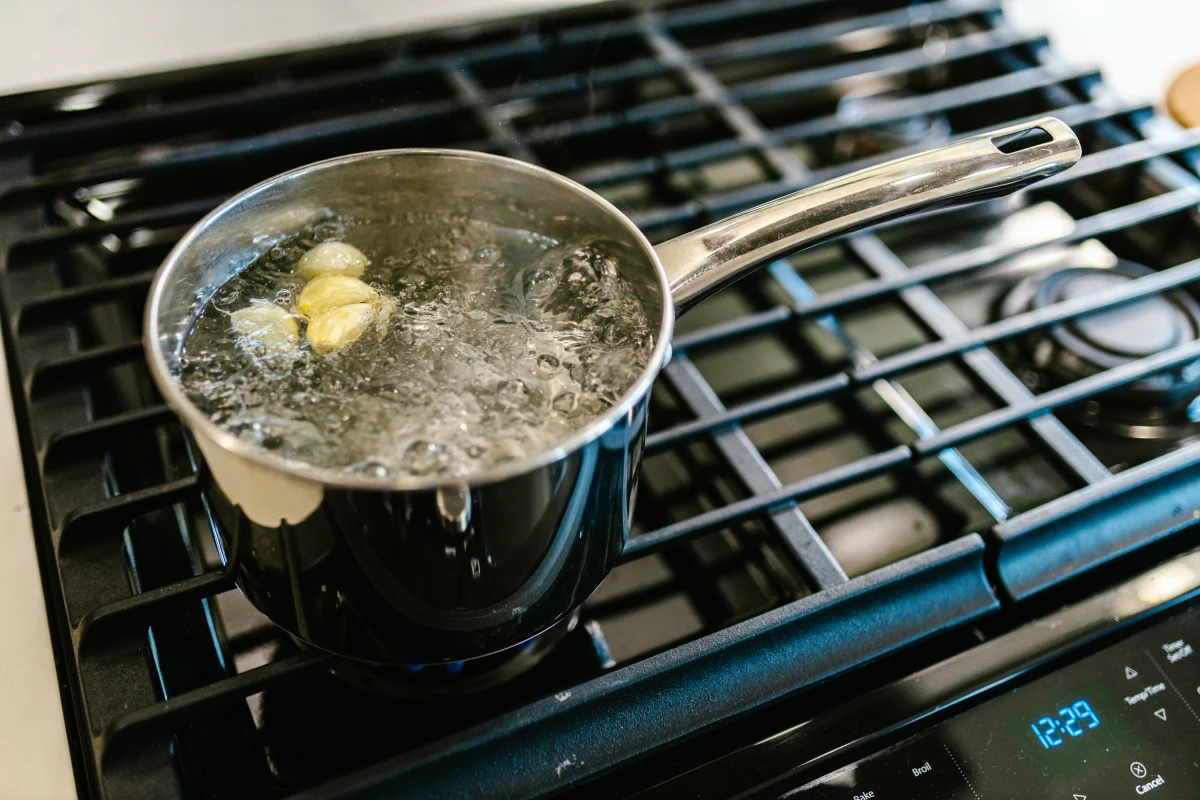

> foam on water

[{"left": 178, "top": 214, "right": 654, "bottom": 480}]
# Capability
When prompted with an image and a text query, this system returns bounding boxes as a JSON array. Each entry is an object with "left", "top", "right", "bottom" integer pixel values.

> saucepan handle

[{"left": 655, "top": 116, "right": 1080, "bottom": 313}]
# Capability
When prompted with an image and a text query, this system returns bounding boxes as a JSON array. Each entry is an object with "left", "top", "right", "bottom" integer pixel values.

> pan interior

[{"left": 147, "top": 150, "right": 671, "bottom": 489}]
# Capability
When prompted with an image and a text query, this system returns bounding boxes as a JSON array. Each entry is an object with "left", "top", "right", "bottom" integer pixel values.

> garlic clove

[
  {"left": 374, "top": 295, "right": 397, "bottom": 340},
  {"left": 296, "top": 241, "right": 369, "bottom": 280},
  {"left": 306, "top": 303, "right": 376, "bottom": 354},
  {"left": 296, "top": 274, "right": 377, "bottom": 319},
  {"left": 231, "top": 303, "right": 299, "bottom": 352}
]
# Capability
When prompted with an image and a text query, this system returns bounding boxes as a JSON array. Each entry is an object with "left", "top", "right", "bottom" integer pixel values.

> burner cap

[
  {"left": 1040, "top": 269, "right": 1195, "bottom": 363},
  {"left": 1002, "top": 260, "right": 1200, "bottom": 409}
]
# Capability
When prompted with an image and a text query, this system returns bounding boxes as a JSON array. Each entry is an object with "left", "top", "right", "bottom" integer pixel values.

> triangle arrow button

[
  {"left": 1126, "top": 666, "right": 1139, "bottom": 679},
  {"left": 1155, "top": 708, "right": 1167, "bottom": 721},
  {"left": 1074, "top": 795, "right": 1087, "bottom": 799}
]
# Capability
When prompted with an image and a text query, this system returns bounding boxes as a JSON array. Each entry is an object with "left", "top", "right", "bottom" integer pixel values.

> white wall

[
  {"left": 0, "top": 0, "right": 591, "bottom": 95},
  {"left": 1006, "top": 0, "right": 1200, "bottom": 107}
]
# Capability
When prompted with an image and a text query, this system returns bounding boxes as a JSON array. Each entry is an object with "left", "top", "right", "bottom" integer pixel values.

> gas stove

[{"left": 2, "top": 1, "right": 1200, "bottom": 798}]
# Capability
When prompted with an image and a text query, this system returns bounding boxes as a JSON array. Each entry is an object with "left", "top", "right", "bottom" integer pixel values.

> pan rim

[{"left": 143, "top": 147, "right": 674, "bottom": 492}]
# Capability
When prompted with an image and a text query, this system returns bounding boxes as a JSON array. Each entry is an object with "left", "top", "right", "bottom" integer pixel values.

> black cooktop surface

[{"left": 3, "top": 1, "right": 1200, "bottom": 798}]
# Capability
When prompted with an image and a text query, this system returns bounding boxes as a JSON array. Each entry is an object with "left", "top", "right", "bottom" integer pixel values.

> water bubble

[
  {"left": 402, "top": 440, "right": 447, "bottom": 474},
  {"left": 497, "top": 379, "right": 531, "bottom": 409},
  {"left": 466, "top": 443, "right": 487, "bottom": 459},
  {"left": 522, "top": 266, "right": 557, "bottom": 301},
  {"left": 474, "top": 245, "right": 502, "bottom": 266},
  {"left": 601, "top": 323, "right": 627, "bottom": 345},
  {"left": 593, "top": 254, "right": 618, "bottom": 282},
  {"left": 535, "top": 354, "right": 561, "bottom": 376},
  {"left": 551, "top": 392, "right": 577, "bottom": 414},
  {"left": 578, "top": 394, "right": 608, "bottom": 415},
  {"left": 268, "top": 242, "right": 306, "bottom": 266},
  {"left": 353, "top": 460, "right": 391, "bottom": 478},
  {"left": 313, "top": 220, "right": 346, "bottom": 242}
]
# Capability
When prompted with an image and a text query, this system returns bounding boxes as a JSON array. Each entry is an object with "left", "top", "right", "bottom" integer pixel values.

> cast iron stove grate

[{"left": 3, "top": 0, "right": 1200, "bottom": 797}]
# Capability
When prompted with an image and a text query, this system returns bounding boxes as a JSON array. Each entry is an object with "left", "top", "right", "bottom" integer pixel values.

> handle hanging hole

[{"left": 992, "top": 125, "right": 1054, "bottom": 154}]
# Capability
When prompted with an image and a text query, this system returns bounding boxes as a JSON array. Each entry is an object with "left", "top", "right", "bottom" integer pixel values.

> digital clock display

[
  {"left": 1029, "top": 699, "right": 1101, "bottom": 749},
  {"left": 785, "top": 600, "right": 1200, "bottom": 798}
]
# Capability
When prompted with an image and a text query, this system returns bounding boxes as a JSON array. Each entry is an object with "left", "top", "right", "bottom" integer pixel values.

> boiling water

[{"left": 178, "top": 215, "right": 654, "bottom": 480}]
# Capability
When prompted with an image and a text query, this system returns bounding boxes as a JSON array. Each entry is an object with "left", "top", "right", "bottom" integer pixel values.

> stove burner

[
  {"left": 830, "top": 88, "right": 951, "bottom": 162},
  {"left": 1000, "top": 260, "right": 1200, "bottom": 459},
  {"left": 323, "top": 611, "right": 579, "bottom": 698}
]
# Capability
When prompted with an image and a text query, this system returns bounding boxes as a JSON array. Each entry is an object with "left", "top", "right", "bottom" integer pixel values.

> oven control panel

[{"left": 786, "top": 604, "right": 1200, "bottom": 799}]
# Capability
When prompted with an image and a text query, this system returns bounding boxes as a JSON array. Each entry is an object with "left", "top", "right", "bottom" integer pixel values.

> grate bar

[
  {"left": 643, "top": 21, "right": 848, "bottom": 591},
  {"left": 1035, "top": 128, "right": 1200, "bottom": 190},
  {"left": 491, "top": 56, "right": 672, "bottom": 102},
  {"left": 769, "top": 261, "right": 1011, "bottom": 521},
  {"left": 0, "top": 63, "right": 448, "bottom": 151},
  {"left": 653, "top": 15, "right": 1022, "bottom": 524},
  {"left": 101, "top": 650, "right": 334, "bottom": 751},
  {"left": 39, "top": 403, "right": 174, "bottom": 466},
  {"left": 446, "top": 66, "right": 536, "bottom": 161},
  {"left": 17, "top": 269, "right": 157, "bottom": 327},
  {"left": 734, "top": 29, "right": 1040, "bottom": 103},
  {"left": 627, "top": 133, "right": 1200, "bottom": 337},
  {"left": 795, "top": 183, "right": 1200, "bottom": 321},
  {"left": 993, "top": 31, "right": 1200, "bottom": 197},
  {"left": 563, "top": 86, "right": 1116, "bottom": 188},
  {"left": 771, "top": 68, "right": 1108, "bottom": 152},
  {"left": 628, "top": 200, "right": 705, "bottom": 232},
  {"left": 996, "top": 440, "right": 1200, "bottom": 541},
  {"left": 26, "top": 339, "right": 145, "bottom": 396},
  {"left": 7, "top": 98, "right": 462, "bottom": 194},
  {"left": 625, "top": 94, "right": 1124, "bottom": 235},
  {"left": 56, "top": 475, "right": 200, "bottom": 554},
  {"left": 0, "top": 13, "right": 667, "bottom": 149},
  {"left": 521, "top": 101, "right": 699, "bottom": 146},
  {"left": 705, "top": 94, "right": 1135, "bottom": 220},
  {"left": 691, "top": 0, "right": 1000, "bottom": 65},
  {"left": 645, "top": 372, "right": 848, "bottom": 454},
  {"left": 672, "top": 304, "right": 792, "bottom": 351},
  {"left": 796, "top": 108, "right": 1200, "bottom": 200},
  {"left": 663, "top": 0, "right": 851, "bottom": 30},
  {"left": 521, "top": 29, "right": 1044, "bottom": 147},
  {"left": 915, "top": 339, "right": 1200, "bottom": 456},
  {"left": 994, "top": 442, "right": 1200, "bottom": 600},
  {"left": 846, "top": 234, "right": 1112, "bottom": 484},
  {"left": 661, "top": 357, "right": 848, "bottom": 590},
  {"left": 857, "top": 253, "right": 1200, "bottom": 383},
  {"left": 568, "top": 136, "right": 746, "bottom": 186},
  {"left": 5, "top": 198, "right": 220, "bottom": 250},
  {"left": 622, "top": 445, "right": 911, "bottom": 562},
  {"left": 76, "top": 568, "right": 237, "bottom": 651}
]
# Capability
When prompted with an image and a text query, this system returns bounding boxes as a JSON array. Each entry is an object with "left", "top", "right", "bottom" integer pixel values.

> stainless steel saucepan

[{"left": 145, "top": 118, "right": 1079, "bottom": 667}]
